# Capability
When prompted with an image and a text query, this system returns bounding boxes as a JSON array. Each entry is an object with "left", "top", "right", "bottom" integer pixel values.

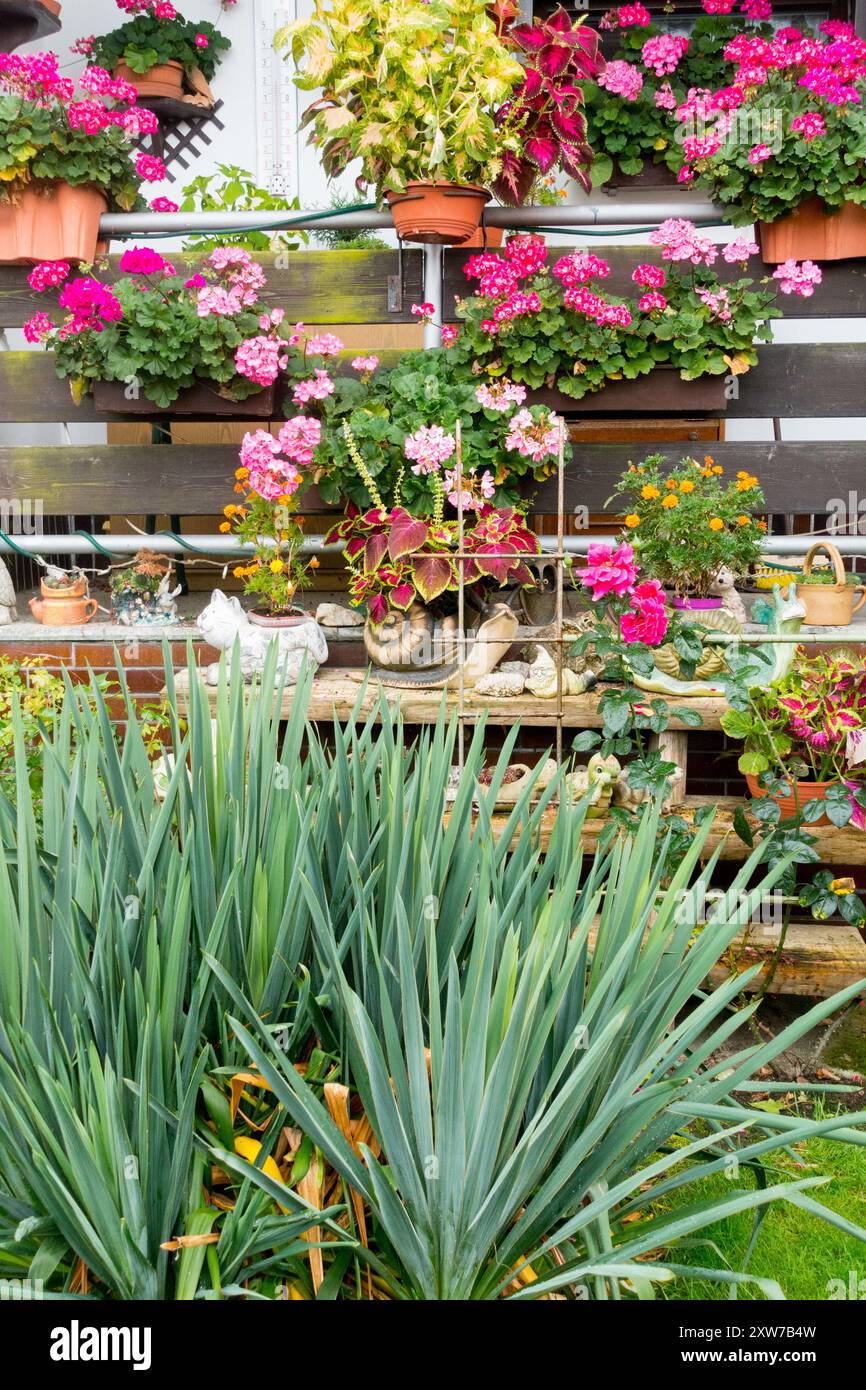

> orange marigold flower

[
  {"left": 219, "top": 521, "right": 231, "bottom": 533},
  {"left": 708, "top": 517, "right": 724, "bottom": 531},
  {"left": 640, "top": 484, "right": 660, "bottom": 500},
  {"left": 737, "top": 514, "right": 751, "bottom": 526},
  {"left": 235, "top": 466, "right": 250, "bottom": 481},
  {"left": 679, "top": 479, "right": 695, "bottom": 493},
  {"left": 661, "top": 494, "right": 679, "bottom": 509},
  {"left": 624, "top": 513, "right": 641, "bottom": 528},
  {"left": 309, "top": 556, "right": 320, "bottom": 568}
]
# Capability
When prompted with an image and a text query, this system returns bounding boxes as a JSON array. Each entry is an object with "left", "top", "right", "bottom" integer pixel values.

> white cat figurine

[{"left": 198, "top": 589, "right": 328, "bottom": 685}]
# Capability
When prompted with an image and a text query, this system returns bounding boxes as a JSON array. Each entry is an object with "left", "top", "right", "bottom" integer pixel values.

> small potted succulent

[
  {"left": 610, "top": 453, "right": 767, "bottom": 612},
  {"left": 0, "top": 51, "right": 163, "bottom": 262},
  {"left": 277, "top": 0, "right": 603, "bottom": 244},
  {"left": 90, "top": 1, "right": 230, "bottom": 104},
  {"left": 721, "top": 649, "right": 866, "bottom": 828},
  {"left": 678, "top": 20, "right": 866, "bottom": 261},
  {"left": 39, "top": 566, "right": 87, "bottom": 599},
  {"left": 24, "top": 247, "right": 295, "bottom": 415},
  {"left": 110, "top": 549, "right": 180, "bottom": 625}
]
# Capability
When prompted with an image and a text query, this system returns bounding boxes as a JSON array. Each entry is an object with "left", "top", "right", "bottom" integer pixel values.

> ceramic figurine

[
  {"left": 612, "top": 763, "right": 685, "bottom": 811},
  {"left": 566, "top": 753, "right": 620, "bottom": 817},
  {"left": 708, "top": 565, "right": 748, "bottom": 624},
  {"left": 198, "top": 589, "right": 328, "bottom": 685}
]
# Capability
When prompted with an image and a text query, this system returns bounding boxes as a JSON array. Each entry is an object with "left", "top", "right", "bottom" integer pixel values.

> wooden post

[{"left": 651, "top": 728, "right": 689, "bottom": 808}]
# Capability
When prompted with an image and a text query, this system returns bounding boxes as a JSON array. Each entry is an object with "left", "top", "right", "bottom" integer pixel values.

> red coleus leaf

[
  {"left": 390, "top": 581, "right": 415, "bottom": 611},
  {"left": 559, "top": 140, "right": 594, "bottom": 181},
  {"left": 412, "top": 555, "right": 454, "bottom": 603},
  {"left": 471, "top": 542, "right": 518, "bottom": 585},
  {"left": 521, "top": 67, "right": 544, "bottom": 100},
  {"left": 510, "top": 23, "right": 548, "bottom": 53},
  {"left": 547, "top": 5, "right": 574, "bottom": 35},
  {"left": 388, "top": 508, "right": 430, "bottom": 562},
  {"left": 491, "top": 150, "right": 537, "bottom": 208},
  {"left": 364, "top": 532, "right": 389, "bottom": 574},
  {"left": 551, "top": 107, "right": 587, "bottom": 142},
  {"left": 367, "top": 593, "right": 388, "bottom": 625},
  {"left": 345, "top": 535, "right": 366, "bottom": 561},
  {"left": 360, "top": 507, "right": 387, "bottom": 526},
  {"left": 525, "top": 135, "right": 559, "bottom": 173},
  {"left": 538, "top": 43, "right": 571, "bottom": 79}
]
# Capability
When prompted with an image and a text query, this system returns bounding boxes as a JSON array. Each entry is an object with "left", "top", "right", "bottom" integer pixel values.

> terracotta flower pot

[
  {"left": 40, "top": 574, "right": 87, "bottom": 599},
  {"left": 746, "top": 773, "right": 834, "bottom": 826},
  {"left": 29, "top": 593, "right": 98, "bottom": 626},
  {"left": 0, "top": 183, "right": 107, "bottom": 264},
  {"left": 115, "top": 59, "right": 185, "bottom": 101},
  {"left": 758, "top": 197, "right": 866, "bottom": 263},
  {"left": 386, "top": 181, "right": 490, "bottom": 245},
  {"left": 797, "top": 541, "right": 866, "bottom": 626},
  {"left": 460, "top": 224, "right": 504, "bottom": 250}
]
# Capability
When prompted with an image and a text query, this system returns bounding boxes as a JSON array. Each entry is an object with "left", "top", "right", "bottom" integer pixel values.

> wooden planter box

[
  {"left": 601, "top": 163, "right": 679, "bottom": 194},
  {"left": 527, "top": 366, "right": 729, "bottom": 415},
  {"left": 93, "top": 379, "right": 278, "bottom": 419}
]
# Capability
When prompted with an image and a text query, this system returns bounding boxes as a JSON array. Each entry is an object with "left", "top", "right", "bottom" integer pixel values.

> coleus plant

[
  {"left": 492, "top": 1, "right": 606, "bottom": 204},
  {"left": 325, "top": 501, "right": 539, "bottom": 622}
]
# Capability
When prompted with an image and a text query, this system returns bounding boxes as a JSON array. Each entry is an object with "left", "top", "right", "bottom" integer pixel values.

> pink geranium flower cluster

[
  {"left": 791, "top": 112, "right": 826, "bottom": 140},
  {"left": 351, "top": 355, "right": 379, "bottom": 374},
  {"left": 305, "top": 332, "right": 344, "bottom": 358},
  {"left": 632, "top": 263, "right": 666, "bottom": 289},
  {"left": 552, "top": 252, "right": 610, "bottom": 287},
  {"left": 27, "top": 260, "right": 70, "bottom": 292},
  {"left": 504, "top": 234, "right": 548, "bottom": 279},
  {"left": 504, "top": 408, "right": 562, "bottom": 463},
  {"left": 236, "top": 335, "right": 288, "bottom": 388},
  {"left": 196, "top": 248, "right": 266, "bottom": 317},
  {"left": 403, "top": 425, "right": 456, "bottom": 476},
  {"left": 649, "top": 219, "right": 718, "bottom": 267},
  {"left": 444, "top": 468, "right": 496, "bottom": 511},
  {"left": 597, "top": 59, "right": 643, "bottom": 102},
  {"left": 56, "top": 277, "right": 123, "bottom": 336},
  {"left": 119, "top": 246, "right": 172, "bottom": 276},
  {"left": 772, "top": 258, "right": 822, "bottom": 296},
  {"left": 292, "top": 367, "right": 335, "bottom": 406},
  {"left": 475, "top": 378, "right": 527, "bottom": 413},
  {"left": 238, "top": 428, "right": 305, "bottom": 502},
  {"left": 641, "top": 35, "right": 689, "bottom": 78}
]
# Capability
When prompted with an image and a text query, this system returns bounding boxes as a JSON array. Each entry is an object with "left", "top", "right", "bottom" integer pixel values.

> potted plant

[
  {"left": 226, "top": 425, "right": 318, "bottom": 626},
  {"left": 449, "top": 226, "right": 816, "bottom": 407},
  {"left": 0, "top": 51, "right": 163, "bottom": 262},
  {"left": 23, "top": 246, "right": 299, "bottom": 414},
  {"left": 584, "top": 2, "right": 774, "bottom": 189},
  {"left": 110, "top": 549, "right": 179, "bottom": 625},
  {"left": 678, "top": 20, "right": 866, "bottom": 261},
  {"left": 39, "top": 566, "right": 87, "bottom": 599},
  {"left": 721, "top": 649, "right": 866, "bottom": 829},
  {"left": 277, "top": 1, "right": 603, "bottom": 244},
  {"left": 793, "top": 541, "right": 866, "bottom": 626},
  {"left": 90, "top": 1, "right": 230, "bottom": 104},
  {"left": 609, "top": 452, "right": 767, "bottom": 608}
]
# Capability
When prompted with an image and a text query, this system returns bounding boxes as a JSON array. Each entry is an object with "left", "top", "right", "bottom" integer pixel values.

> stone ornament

[{"left": 198, "top": 589, "right": 328, "bottom": 685}]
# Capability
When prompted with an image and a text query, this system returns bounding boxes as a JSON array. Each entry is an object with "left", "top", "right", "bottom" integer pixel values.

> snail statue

[
  {"left": 612, "top": 762, "right": 685, "bottom": 812},
  {"left": 626, "top": 584, "right": 805, "bottom": 698},
  {"left": 198, "top": 589, "right": 328, "bottom": 686},
  {"left": 566, "top": 753, "right": 620, "bottom": 818},
  {"left": 363, "top": 601, "right": 519, "bottom": 690},
  {"left": 525, "top": 641, "right": 598, "bottom": 698}
]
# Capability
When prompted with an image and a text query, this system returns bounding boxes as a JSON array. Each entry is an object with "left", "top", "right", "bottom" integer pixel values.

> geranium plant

[
  {"left": 91, "top": 1, "right": 230, "bottom": 83},
  {"left": 677, "top": 20, "right": 866, "bottom": 224},
  {"left": 584, "top": 2, "right": 775, "bottom": 185},
  {"left": 227, "top": 425, "right": 317, "bottom": 616},
  {"left": 0, "top": 50, "right": 163, "bottom": 210},
  {"left": 610, "top": 452, "right": 767, "bottom": 598},
  {"left": 24, "top": 247, "right": 298, "bottom": 408},
  {"left": 449, "top": 226, "right": 818, "bottom": 399}
]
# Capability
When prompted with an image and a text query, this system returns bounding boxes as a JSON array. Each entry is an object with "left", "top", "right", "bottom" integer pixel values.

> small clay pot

[
  {"left": 40, "top": 574, "right": 87, "bottom": 599},
  {"left": 30, "top": 593, "right": 98, "bottom": 626},
  {"left": 115, "top": 59, "right": 185, "bottom": 100},
  {"left": 386, "top": 181, "right": 489, "bottom": 245},
  {"left": 746, "top": 773, "right": 834, "bottom": 827}
]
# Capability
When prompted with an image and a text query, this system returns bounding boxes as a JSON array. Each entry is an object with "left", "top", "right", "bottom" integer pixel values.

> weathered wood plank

[
  {"left": 1, "top": 439, "right": 862, "bottom": 515},
  {"left": 1, "top": 344, "right": 864, "bottom": 423},
  {"left": 0, "top": 249, "right": 863, "bottom": 326},
  {"left": 706, "top": 923, "right": 866, "bottom": 997}
]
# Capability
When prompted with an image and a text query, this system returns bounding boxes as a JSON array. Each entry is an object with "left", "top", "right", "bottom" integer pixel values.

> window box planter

[
  {"left": 0, "top": 183, "right": 107, "bottom": 265},
  {"left": 758, "top": 198, "right": 866, "bottom": 264},
  {"left": 93, "top": 378, "right": 278, "bottom": 419},
  {"left": 526, "top": 366, "right": 729, "bottom": 415},
  {"left": 0, "top": 0, "right": 61, "bottom": 52}
]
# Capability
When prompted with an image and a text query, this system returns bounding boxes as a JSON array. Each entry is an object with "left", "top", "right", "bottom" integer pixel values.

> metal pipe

[
  {"left": 422, "top": 244, "right": 443, "bottom": 349},
  {"left": 97, "top": 201, "right": 722, "bottom": 237},
  {"left": 5, "top": 532, "right": 865, "bottom": 557}
]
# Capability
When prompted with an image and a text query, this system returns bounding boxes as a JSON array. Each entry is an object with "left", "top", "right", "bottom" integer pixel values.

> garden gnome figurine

[{"left": 0, "top": 558, "right": 16, "bottom": 624}]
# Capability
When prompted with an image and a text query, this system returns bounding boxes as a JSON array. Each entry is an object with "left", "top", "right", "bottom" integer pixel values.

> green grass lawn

[{"left": 659, "top": 1120, "right": 866, "bottom": 1300}]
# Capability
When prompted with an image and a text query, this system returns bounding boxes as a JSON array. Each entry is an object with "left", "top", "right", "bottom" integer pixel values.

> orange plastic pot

[
  {"left": 386, "top": 181, "right": 489, "bottom": 245},
  {"left": 758, "top": 197, "right": 866, "bottom": 263},
  {"left": 746, "top": 773, "right": 833, "bottom": 826},
  {"left": 460, "top": 224, "right": 504, "bottom": 250},
  {"left": 115, "top": 59, "right": 185, "bottom": 100},
  {"left": 0, "top": 183, "right": 107, "bottom": 264},
  {"left": 29, "top": 593, "right": 99, "bottom": 627}
]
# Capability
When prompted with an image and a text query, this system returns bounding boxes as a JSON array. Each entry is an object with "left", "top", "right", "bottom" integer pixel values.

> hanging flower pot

[
  {"left": 797, "top": 541, "right": 866, "bottom": 627},
  {"left": 745, "top": 774, "right": 834, "bottom": 827},
  {"left": 758, "top": 198, "right": 866, "bottom": 264},
  {"left": 386, "top": 182, "right": 490, "bottom": 245},
  {"left": 114, "top": 59, "right": 185, "bottom": 101},
  {"left": 0, "top": 183, "right": 107, "bottom": 265}
]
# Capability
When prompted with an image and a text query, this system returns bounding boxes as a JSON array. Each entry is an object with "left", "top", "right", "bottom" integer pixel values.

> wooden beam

[
  {"left": 1, "top": 439, "right": 862, "bottom": 516},
  {"left": 1, "top": 249, "right": 863, "bottom": 327}
]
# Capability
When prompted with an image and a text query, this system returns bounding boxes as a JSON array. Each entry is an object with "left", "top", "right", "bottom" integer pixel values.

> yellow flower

[
  {"left": 223, "top": 504, "right": 236, "bottom": 518},
  {"left": 708, "top": 517, "right": 724, "bottom": 531},
  {"left": 737, "top": 514, "right": 751, "bottom": 526},
  {"left": 712, "top": 465, "right": 723, "bottom": 475},
  {"left": 235, "top": 466, "right": 250, "bottom": 481},
  {"left": 640, "top": 484, "right": 660, "bottom": 500},
  {"left": 679, "top": 479, "right": 695, "bottom": 493},
  {"left": 661, "top": 494, "right": 679, "bottom": 510},
  {"left": 830, "top": 877, "right": 855, "bottom": 896},
  {"left": 219, "top": 521, "right": 231, "bottom": 533},
  {"left": 624, "top": 513, "right": 641, "bottom": 528},
  {"left": 232, "top": 566, "right": 245, "bottom": 579},
  {"left": 269, "top": 559, "right": 283, "bottom": 574}
]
